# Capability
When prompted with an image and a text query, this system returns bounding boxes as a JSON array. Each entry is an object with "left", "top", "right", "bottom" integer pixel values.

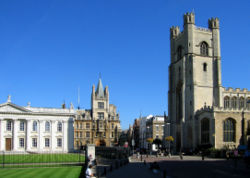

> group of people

[{"left": 85, "top": 154, "right": 94, "bottom": 178}]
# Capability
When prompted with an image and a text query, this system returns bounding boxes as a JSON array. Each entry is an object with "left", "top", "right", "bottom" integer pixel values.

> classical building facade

[
  {"left": 0, "top": 96, "right": 74, "bottom": 153},
  {"left": 169, "top": 12, "right": 250, "bottom": 152},
  {"left": 74, "top": 78, "right": 121, "bottom": 148}
]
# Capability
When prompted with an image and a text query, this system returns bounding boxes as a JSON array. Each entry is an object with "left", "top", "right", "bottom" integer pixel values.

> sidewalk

[{"left": 106, "top": 160, "right": 160, "bottom": 178}]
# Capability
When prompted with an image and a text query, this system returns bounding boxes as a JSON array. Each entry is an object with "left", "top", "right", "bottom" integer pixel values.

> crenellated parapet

[
  {"left": 183, "top": 12, "right": 195, "bottom": 25},
  {"left": 223, "top": 87, "right": 250, "bottom": 93},
  {"left": 170, "top": 26, "right": 181, "bottom": 39},
  {"left": 208, "top": 17, "right": 219, "bottom": 29}
]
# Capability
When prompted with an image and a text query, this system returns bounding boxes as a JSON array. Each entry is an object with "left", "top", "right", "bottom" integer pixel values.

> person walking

[{"left": 85, "top": 164, "right": 94, "bottom": 178}]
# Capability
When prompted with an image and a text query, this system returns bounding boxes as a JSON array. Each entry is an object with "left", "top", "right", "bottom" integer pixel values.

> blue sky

[{"left": 0, "top": 0, "right": 250, "bottom": 130}]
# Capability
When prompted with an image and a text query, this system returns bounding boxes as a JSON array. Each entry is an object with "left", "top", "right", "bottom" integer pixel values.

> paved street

[{"left": 104, "top": 155, "right": 250, "bottom": 178}]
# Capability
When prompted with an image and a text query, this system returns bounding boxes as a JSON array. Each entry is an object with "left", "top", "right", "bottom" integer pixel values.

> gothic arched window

[
  {"left": 177, "top": 46, "right": 182, "bottom": 60},
  {"left": 247, "top": 97, "right": 250, "bottom": 110},
  {"left": 201, "top": 118, "right": 210, "bottom": 144},
  {"left": 239, "top": 97, "right": 244, "bottom": 109},
  {"left": 57, "top": 122, "right": 62, "bottom": 132},
  {"left": 200, "top": 42, "right": 208, "bottom": 56},
  {"left": 231, "top": 97, "right": 237, "bottom": 109},
  {"left": 45, "top": 121, "right": 50, "bottom": 132},
  {"left": 33, "top": 121, "right": 37, "bottom": 132},
  {"left": 224, "top": 96, "right": 230, "bottom": 109},
  {"left": 223, "top": 118, "right": 236, "bottom": 142}
]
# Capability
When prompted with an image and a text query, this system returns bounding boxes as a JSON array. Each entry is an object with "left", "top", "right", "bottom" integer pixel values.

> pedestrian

[
  {"left": 88, "top": 154, "right": 93, "bottom": 166},
  {"left": 226, "top": 150, "right": 230, "bottom": 160},
  {"left": 179, "top": 150, "right": 183, "bottom": 160},
  {"left": 85, "top": 164, "right": 94, "bottom": 178},
  {"left": 137, "top": 152, "right": 140, "bottom": 159},
  {"left": 234, "top": 149, "right": 238, "bottom": 168}
]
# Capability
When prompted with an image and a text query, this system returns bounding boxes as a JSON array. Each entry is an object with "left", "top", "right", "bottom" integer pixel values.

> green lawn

[
  {"left": 0, "top": 167, "right": 82, "bottom": 178},
  {"left": 0, "top": 154, "right": 85, "bottom": 164}
]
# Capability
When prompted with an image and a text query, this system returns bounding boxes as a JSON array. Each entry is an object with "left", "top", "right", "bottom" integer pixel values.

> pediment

[{"left": 0, "top": 103, "right": 30, "bottom": 113}]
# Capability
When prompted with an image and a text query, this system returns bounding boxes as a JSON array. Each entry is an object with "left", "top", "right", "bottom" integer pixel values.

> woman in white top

[{"left": 86, "top": 165, "right": 94, "bottom": 178}]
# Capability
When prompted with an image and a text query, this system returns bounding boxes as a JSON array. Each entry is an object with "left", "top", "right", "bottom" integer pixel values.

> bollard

[
  {"left": 110, "top": 164, "right": 113, "bottom": 172},
  {"left": 163, "top": 170, "right": 166, "bottom": 178},
  {"left": 104, "top": 167, "right": 107, "bottom": 176},
  {"left": 141, "top": 155, "right": 143, "bottom": 162},
  {"left": 144, "top": 160, "right": 146, "bottom": 166}
]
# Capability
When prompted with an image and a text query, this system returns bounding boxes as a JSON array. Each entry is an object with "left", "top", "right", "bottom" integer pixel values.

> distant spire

[
  {"left": 192, "top": 8, "right": 195, "bottom": 14},
  {"left": 99, "top": 72, "right": 102, "bottom": 79}
]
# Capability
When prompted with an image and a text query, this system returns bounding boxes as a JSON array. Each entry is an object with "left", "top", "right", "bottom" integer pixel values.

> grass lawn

[
  {"left": 0, "top": 167, "right": 82, "bottom": 178},
  {"left": 0, "top": 153, "right": 85, "bottom": 164}
]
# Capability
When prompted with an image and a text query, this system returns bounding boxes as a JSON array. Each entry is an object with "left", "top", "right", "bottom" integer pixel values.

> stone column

[
  {"left": 26, "top": 120, "right": 31, "bottom": 151},
  {"left": 63, "top": 121, "right": 68, "bottom": 152},
  {"left": 39, "top": 120, "right": 44, "bottom": 152},
  {"left": 0, "top": 120, "right": 3, "bottom": 151},
  {"left": 51, "top": 120, "right": 56, "bottom": 152},
  {"left": 62, "top": 120, "right": 65, "bottom": 152},
  {"left": 13, "top": 120, "right": 19, "bottom": 151}
]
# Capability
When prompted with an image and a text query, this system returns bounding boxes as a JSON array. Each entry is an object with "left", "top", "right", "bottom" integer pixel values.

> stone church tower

[{"left": 169, "top": 12, "right": 223, "bottom": 151}]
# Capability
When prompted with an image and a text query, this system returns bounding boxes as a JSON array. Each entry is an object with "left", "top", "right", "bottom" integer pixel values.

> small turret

[
  {"left": 92, "top": 85, "right": 95, "bottom": 98},
  {"left": 170, "top": 26, "right": 180, "bottom": 39},
  {"left": 183, "top": 12, "right": 195, "bottom": 26},
  {"left": 208, "top": 18, "right": 219, "bottom": 29},
  {"left": 105, "top": 86, "right": 109, "bottom": 97}
]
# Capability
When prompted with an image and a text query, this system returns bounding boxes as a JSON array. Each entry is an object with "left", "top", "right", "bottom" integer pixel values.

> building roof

[{"left": 96, "top": 78, "right": 104, "bottom": 98}]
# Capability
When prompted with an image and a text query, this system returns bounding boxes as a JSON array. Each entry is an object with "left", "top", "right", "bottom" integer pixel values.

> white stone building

[
  {"left": 169, "top": 12, "right": 250, "bottom": 152},
  {"left": 139, "top": 115, "right": 152, "bottom": 149},
  {"left": 0, "top": 96, "right": 75, "bottom": 153}
]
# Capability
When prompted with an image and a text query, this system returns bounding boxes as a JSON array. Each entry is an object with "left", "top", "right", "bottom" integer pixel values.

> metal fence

[{"left": 0, "top": 151, "right": 85, "bottom": 168}]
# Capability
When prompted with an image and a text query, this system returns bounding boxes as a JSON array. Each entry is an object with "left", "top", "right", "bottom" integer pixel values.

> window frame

[
  {"left": 33, "top": 121, "right": 37, "bottom": 132},
  {"left": 45, "top": 121, "right": 50, "bottom": 132},
  {"left": 223, "top": 118, "right": 236, "bottom": 142},
  {"left": 98, "top": 112, "right": 104, "bottom": 120},
  {"left": 224, "top": 96, "right": 230, "bottom": 109},
  {"left": 45, "top": 138, "right": 50, "bottom": 147},
  {"left": 19, "top": 138, "right": 25, "bottom": 148},
  {"left": 57, "top": 138, "right": 62, "bottom": 147},
  {"left": 6, "top": 120, "right": 12, "bottom": 131},
  {"left": 98, "top": 102, "right": 104, "bottom": 109},
  {"left": 32, "top": 138, "right": 37, "bottom": 148},
  {"left": 200, "top": 42, "right": 209, "bottom": 56},
  {"left": 20, "top": 121, "right": 25, "bottom": 131},
  {"left": 57, "top": 122, "right": 62, "bottom": 132},
  {"left": 86, "top": 131, "right": 90, "bottom": 138}
]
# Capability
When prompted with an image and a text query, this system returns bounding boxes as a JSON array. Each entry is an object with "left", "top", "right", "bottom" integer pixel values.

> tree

[
  {"left": 165, "top": 136, "right": 174, "bottom": 153},
  {"left": 165, "top": 136, "right": 174, "bottom": 142},
  {"left": 146, "top": 138, "right": 153, "bottom": 144},
  {"left": 146, "top": 138, "right": 153, "bottom": 152}
]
